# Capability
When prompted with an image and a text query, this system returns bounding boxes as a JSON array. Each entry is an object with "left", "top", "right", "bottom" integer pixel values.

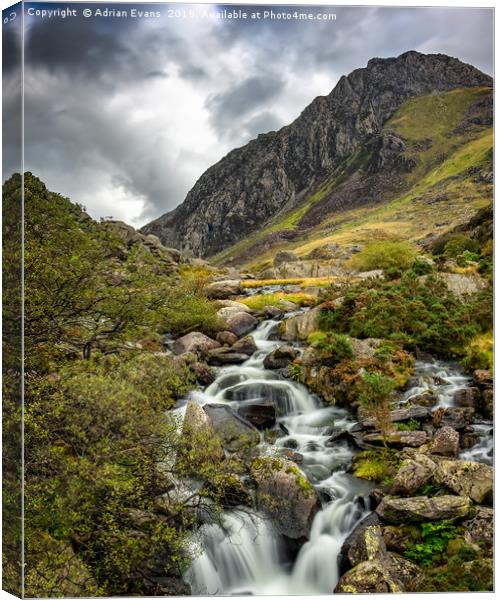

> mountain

[{"left": 142, "top": 51, "right": 492, "bottom": 263}]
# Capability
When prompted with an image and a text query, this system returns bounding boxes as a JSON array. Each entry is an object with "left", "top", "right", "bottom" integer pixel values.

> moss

[
  {"left": 239, "top": 291, "right": 316, "bottom": 311},
  {"left": 461, "top": 331, "right": 493, "bottom": 372}
]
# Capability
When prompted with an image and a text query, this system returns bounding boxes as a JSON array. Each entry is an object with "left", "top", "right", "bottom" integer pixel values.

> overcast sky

[{"left": 4, "top": 3, "right": 494, "bottom": 227}]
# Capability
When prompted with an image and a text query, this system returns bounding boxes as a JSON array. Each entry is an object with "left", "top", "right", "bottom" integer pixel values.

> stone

[
  {"left": 225, "top": 312, "right": 259, "bottom": 337},
  {"left": 279, "top": 307, "right": 321, "bottom": 341},
  {"left": 356, "top": 269, "right": 384, "bottom": 279},
  {"left": 216, "top": 331, "right": 239, "bottom": 346},
  {"left": 252, "top": 458, "right": 320, "bottom": 539},
  {"left": 263, "top": 305, "right": 283, "bottom": 318},
  {"left": 237, "top": 401, "right": 276, "bottom": 430},
  {"left": 473, "top": 369, "right": 493, "bottom": 388},
  {"left": 203, "top": 404, "right": 260, "bottom": 451},
  {"left": 231, "top": 336, "right": 257, "bottom": 356},
  {"left": 461, "top": 506, "right": 493, "bottom": 553},
  {"left": 190, "top": 362, "right": 215, "bottom": 386},
  {"left": 434, "top": 459, "right": 493, "bottom": 504},
  {"left": 382, "top": 525, "right": 419, "bottom": 554},
  {"left": 335, "top": 556, "right": 422, "bottom": 594},
  {"left": 409, "top": 390, "right": 439, "bottom": 407},
  {"left": 438, "top": 406, "right": 475, "bottom": 430},
  {"left": 361, "top": 406, "right": 430, "bottom": 428},
  {"left": 391, "top": 455, "right": 436, "bottom": 496},
  {"left": 429, "top": 426, "right": 460, "bottom": 457},
  {"left": 172, "top": 332, "right": 220, "bottom": 356},
  {"left": 217, "top": 306, "right": 250, "bottom": 321},
  {"left": 205, "top": 280, "right": 243, "bottom": 299},
  {"left": 481, "top": 388, "right": 493, "bottom": 420},
  {"left": 376, "top": 495, "right": 472, "bottom": 523},
  {"left": 274, "top": 250, "right": 298, "bottom": 266},
  {"left": 453, "top": 387, "right": 481, "bottom": 410},
  {"left": 339, "top": 514, "right": 385, "bottom": 573},
  {"left": 216, "top": 299, "right": 252, "bottom": 313},
  {"left": 263, "top": 346, "right": 300, "bottom": 369},
  {"left": 436, "top": 272, "right": 488, "bottom": 300},
  {"left": 363, "top": 430, "right": 427, "bottom": 448},
  {"left": 207, "top": 348, "right": 249, "bottom": 365},
  {"left": 182, "top": 401, "right": 225, "bottom": 461}
]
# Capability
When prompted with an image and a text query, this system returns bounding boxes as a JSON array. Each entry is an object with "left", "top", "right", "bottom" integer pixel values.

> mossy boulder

[
  {"left": 391, "top": 454, "right": 436, "bottom": 496},
  {"left": 376, "top": 495, "right": 472, "bottom": 523},
  {"left": 434, "top": 459, "right": 493, "bottom": 504}
]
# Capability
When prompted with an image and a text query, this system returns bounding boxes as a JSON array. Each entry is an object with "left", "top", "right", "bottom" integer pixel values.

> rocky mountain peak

[{"left": 141, "top": 52, "right": 492, "bottom": 258}]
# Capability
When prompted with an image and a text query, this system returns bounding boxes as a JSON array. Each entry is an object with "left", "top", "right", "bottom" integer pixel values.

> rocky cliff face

[{"left": 142, "top": 52, "right": 492, "bottom": 257}]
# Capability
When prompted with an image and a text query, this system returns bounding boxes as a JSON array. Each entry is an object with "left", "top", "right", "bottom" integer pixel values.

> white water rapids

[{"left": 177, "top": 314, "right": 492, "bottom": 595}]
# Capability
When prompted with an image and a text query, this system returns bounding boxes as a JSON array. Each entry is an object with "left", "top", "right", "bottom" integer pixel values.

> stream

[{"left": 175, "top": 306, "right": 492, "bottom": 595}]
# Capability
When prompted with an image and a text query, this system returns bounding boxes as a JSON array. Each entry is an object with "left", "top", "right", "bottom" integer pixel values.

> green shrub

[
  {"left": 410, "top": 258, "right": 434, "bottom": 275},
  {"left": 319, "top": 273, "right": 492, "bottom": 357},
  {"left": 350, "top": 241, "right": 417, "bottom": 271},
  {"left": 415, "top": 555, "right": 493, "bottom": 592},
  {"left": 443, "top": 234, "right": 480, "bottom": 259},
  {"left": 307, "top": 331, "right": 354, "bottom": 366},
  {"left": 395, "top": 418, "right": 421, "bottom": 431},
  {"left": 404, "top": 521, "right": 458, "bottom": 567}
]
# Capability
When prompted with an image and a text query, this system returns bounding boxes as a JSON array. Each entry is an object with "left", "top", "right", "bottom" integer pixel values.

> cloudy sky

[{"left": 3, "top": 2, "right": 494, "bottom": 227}]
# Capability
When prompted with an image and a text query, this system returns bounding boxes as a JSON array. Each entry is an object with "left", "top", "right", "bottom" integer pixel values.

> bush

[
  {"left": 443, "top": 234, "right": 480, "bottom": 259},
  {"left": 320, "top": 273, "right": 492, "bottom": 357},
  {"left": 404, "top": 521, "right": 458, "bottom": 567},
  {"left": 461, "top": 332, "right": 493, "bottom": 371},
  {"left": 350, "top": 241, "right": 417, "bottom": 271},
  {"left": 358, "top": 371, "right": 395, "bottom": 447},
  {"left": 307, "top": 331, "right": 354, "bottom": 366}
]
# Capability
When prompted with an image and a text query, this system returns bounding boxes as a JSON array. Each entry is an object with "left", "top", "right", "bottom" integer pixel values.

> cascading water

[
  {"left": 181, "top": 310, "right": 492, "bottom": 595},
  {"left": 183, "top": 315, "right": 372, "bottom": 595}
]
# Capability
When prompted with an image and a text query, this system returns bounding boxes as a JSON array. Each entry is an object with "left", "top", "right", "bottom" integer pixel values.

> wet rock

[
  {"left": 369, "top": 488, "right": 385, "bottom": 510},
  {"left": 335, "top": 554, "right": 422, "bottom": 593},
  {"left": 339, "top": 513, "right": 384, "bottom": 573},
  {"left": 232, "top": 335, "right": 258, "bottom": 356},
  {"left": 190, "top": 362, "right": 216, "bottom": 386},
  {"left": 282, "top": 438, "right": 299, "bottom": 450},
  {"left": 237, "top": 401, "right": 276, "bottom": 430},
  {"left": 453, "top": 387, "right": 481, "bottom": 410},
  {"left": 216, "top": 331, "right": 239, "bottom": 346},
  {"left": 173, "top": 332, "right": 220, "bottom": 356},
  {"left": 225, "top": 312, "right": 259, "bottom": 337},
  {"left": 391, "top": 455, "right": 436, "bottom": 496},
  {"left": 207, "top": 348, "right": 249, "bottom": 365},
  {"left": 434, "top": 459, "right": 493, "bottom": 504},
  {"left": 438, "top": 406, "right": 475, "bottom": 430},
  {"left": 481, "top": 388, "right": 494, "bottom": 420},
  {"left": 461, "top": 506, "right": 493, "bottom": 553},
  {"left": 263, "top": 305, "right": 283, "bottom": 318},
  {"left": 409, "top": 390, "right": 439, "bottom": 407},
  {"left": 460, "top": 429, "right": 481, "bottom": 449},
  {"left": 363, "top": 430, "right": 427, "bottom": 448},
  {"left": 376, "top": 494, "right": 472, "bottom": 523},
  {"left": 473, "top": 369, "right": 493, "bottom": 388},
  {"left": 279, "top": 306, "right": 321, "bottom": 341},
  {"left": 325, "top": 429, "right": 365, "bottom": 449},
  {"left": 429, "top": 426, "right": 460, "bottom": 457},
  {"left": 205, "top": 280, "right": 243, "bottom": 299},
  {"left": 279, "top": 449, "right": 304, "bottom": 465},
  {"left": 203, "top": 404, "right": 260, "bottom": 451},
  {"left": 263, "top": 346, "right": 300, "bottom": 369},
  {"left": 253, "top": 458, "right": 321, "bottom": 539}
]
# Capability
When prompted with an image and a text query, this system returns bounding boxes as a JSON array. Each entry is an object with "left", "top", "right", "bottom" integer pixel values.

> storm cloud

[{"left": 6, "top": 3, "right": 493, "bottom": 226}]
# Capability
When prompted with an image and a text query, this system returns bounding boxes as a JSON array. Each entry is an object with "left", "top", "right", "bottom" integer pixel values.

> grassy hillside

[{"left": 214, "top": 87, "right": 492, "bottom": 271}]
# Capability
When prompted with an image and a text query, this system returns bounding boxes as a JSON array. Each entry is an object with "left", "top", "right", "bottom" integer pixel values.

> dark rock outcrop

[{"left": 142, "top": 52, "right": 491, "bottom": 257}]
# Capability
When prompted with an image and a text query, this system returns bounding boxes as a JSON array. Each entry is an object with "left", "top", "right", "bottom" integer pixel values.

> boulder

[
  {"left": 216, "top": 299, "right": 252, "bottom": 313},
  {"left": 409, "top": 391, "right": 439, "bottom": 407},
  {"left": 481, "top": 388, "right": 494, "bottom": 420},
  {"left": 173, "top": 332, "right": 220, "bottom": 356},
  {"left": 263, "top": 346, "right": 300, "bottom": 369},
  {"left": 434, "top": 459, "right": 493, "bottom": 504},
  {"left": 182, "top": 401, "right": 224, "bottom": 461},
  {"left": 225, "top": 312, "right": 259, "bottom": 337},
  {"left": 339, "top": 513, "right": 385, "bottom": 573},
  {"left": 335, "top": 554, "right": 422, "bottom": 594},
  {"left": 205, "top": 280, "right": 243, "bottom": 299},
  {"left": 382, "top": 525, "right": 420, "bottom": 554},
  {"left": 356, "top": 269, "right": 384, "bottom": 279},
  {"left": 391, "top": 455, "right": 436, "bottom": 496},
  {"left": 473, "top": 369, "right": 493, "bottom": 388},
  {"left": 274, "top": 250, "right": 298, "bottom": 266},
  {"left": 216, "top": 331, "right": 239, "bottom": 346},
  {"left": 279, "top": 307, "right": 321, "bottom": 341},
  {"left": 376, "top": 495, "right": 472, "bottom": 523},
  {"left": 203, "top": 404, "right": 260, "bottom": 451},
  {"left": 217, "top": 306, "right": 250, "bottom": 321},
  {"left": 278, "top": 299, "right": 298, "bottom": 311},
  {"left": 263, "top": 305, "right": 283, "bottom": 319},
  {"left": 436, "top": 273, "right": 488, "bottom": 300},
  {"left": 438, "top": 406, "right": 475, "bottom": 430},
  {"left": 363, "top": 430, "right": 427, "bottom": 448},
  {"left": 237, "top": 401, "right": 276, "bottom": 430},
  {"left": 461, "top": 506, "right": 493, "bottom": 553},
  {"left": 252, "top": 458, "right": 320, "bottom": 539},
  {"left": 429, "top": 426, "right": 459, "bottom": 457},
  {"left": 361, "top": 406, "right": 430, "bottom": 429},
  {"left": 453, "top": 387, "right": 481, "bottom": 410},
  {"left": 231, "top": 336, "right": 257, "bottom": 356},
  {"left": 207, "top": 348, "right": 249, "bottom": 365}
]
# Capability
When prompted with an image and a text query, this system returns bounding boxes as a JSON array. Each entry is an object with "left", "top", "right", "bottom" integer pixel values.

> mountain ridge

[{"left": 141, "top": 51, "right": 492, "bottom": 258}]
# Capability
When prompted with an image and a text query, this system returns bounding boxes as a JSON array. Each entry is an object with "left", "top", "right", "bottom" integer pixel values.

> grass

[
  {"left": 239, "top": 292, "right": 316, "bottom": 311},
  {"left": 462, "top": 331, "right": 493, "bottom": 372},
  {"left": 241, "top": 277, "right": 338, "bottom": 289}
]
